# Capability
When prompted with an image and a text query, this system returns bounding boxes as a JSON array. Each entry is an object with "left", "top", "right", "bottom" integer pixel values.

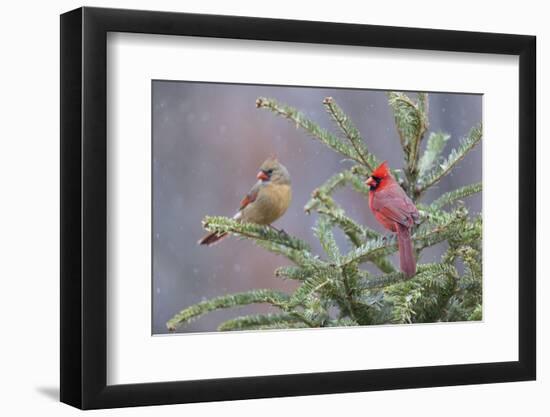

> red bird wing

[
  {"left": 239, "top": 182, "right": 261, "bottom": 211},
  {"left": 371, "top": 183, "right": 418, "bottom": 227}
]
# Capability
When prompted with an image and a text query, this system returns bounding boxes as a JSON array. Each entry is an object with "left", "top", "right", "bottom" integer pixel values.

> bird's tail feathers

[
  {"left": 198, "top": 211, "right": 241, "bottom": 246},
  {"left": 396, "top": 223, "right": 416, "bottom": 278},
  {"left": 198, "top": 231, "right": 228, "bottom": 246}
]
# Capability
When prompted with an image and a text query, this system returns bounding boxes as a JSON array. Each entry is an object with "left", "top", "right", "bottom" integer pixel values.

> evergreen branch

[
  {"left": 370, "top": 257, "right": 398, "bottom": 274},
  {"left": 468, "top": 304, "right": 483, "bottom": 321},
  {"left": 289, "top": 266, "right": 341, "bottom": 308},
  {"left": 417, "top": 92, "right": 429, "bottom": 116},
  {"left": 419, "top": 125, "right": 482, "bottom": 193},
  {"left": 341, "top": 263, "right": 360, "bottom": 320},
  {"left": 304, "top": 190, "right": 337, "bottom": 215},
  {"left": 314, "top": 215, "right": 341, "bottom": 262},
  {"left": 388, "top": 92, "right": 421, "bottom": 147},
  {"left": 217, "top": 313, "right": 304, "bottom": 331},
  {"left": 360, "top": 270, "right": 408, "bottom": 289},
  {"left": 317, "top": 207, "right": 379, "bottom": 244},
  {"left": 341, "top": 210, "right": 464, "bottom": 268},
  {"left": 290, "top": 311, "right": 319, "bottom": 327},
  {"left": 305, "top": 171, "right": 350, "bottom": 213},
  {"left": 307, "top": 179, "right": 395, "bottom": 274},
  {"left": 241, "top": 322, "right": 311, "bottom": 330},
  {"left": 418, "top": 261, "right": 458, "bottom": 279},
  {"left": 387, "top": 92, "right": 428, "bottom": 176},
  {"left": 202, "top": 216, "right": 311, "bottom": 258},
  {"left": 444, "top": 241, "right": 482, "bottom": 322},
  {"left": 201, "top": 216, "right": 318, "bottom": 266},
  {"left": 431, "top": 182, "right": 482, "bottom": 210},
  {"left": 256, "top": 97, "right": 363, "bottom": 163},
  {"left": 383, "top": 263, "right": 458, "bottom": 323},
  {"left": 291, "top": 277, "right": 333, "bottom": 307},
  {"left": 167, "top": 289, "right": 290, "bottom": 331},
  {"left": 323, "top": 97, "right": 380, "bottom": 171},
  {"left": 421, "top": 204, "right": 467, "bottom": 226},
  {"left": 414, "top": 210, "right": 467, "bottom": 251},
  {"left": 327, "top": 317, "right": 359, "bottom": 327},
  {"left": 304, "top": 168, "right": 380, "bottom": 242},
  {"left": 361, "top": 263, "right": 455, "bottom": 292},
  {"left": 254, "top": 240, "right": 320, "bottom": 266},
  {"left": 410, "top": 93, "right": 429, "bottom": 173},
  {"left": 305, "top": 168, "right": 371, "bottom": 214},
  {"left": 274, "top": 265, "right": 312, "bottom": 281},
  {"left": 456, "top": 214, "right": 482, "bottom": 247},
  {"left": 418, "top": 131, "right": 450, "bottom": 177},
  {"left": 346, "top": 167, "right": 372, "bottom": 196},
  {"left": 314, "top": 207, "right": 395, "bottom": 273},
  {"left": 340, "top": 237, "right": 397, "bottom": 267},
  {"left": 318, "top": 208, "right": 363, "bottom": 245},
  {"left": 302, "top": 297, "right": 330, "bottom": 325}
]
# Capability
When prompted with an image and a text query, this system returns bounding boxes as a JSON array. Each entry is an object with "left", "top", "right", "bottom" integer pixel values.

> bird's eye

[{"left": 267, "top": 169, "right": 273, "bottom": 175}]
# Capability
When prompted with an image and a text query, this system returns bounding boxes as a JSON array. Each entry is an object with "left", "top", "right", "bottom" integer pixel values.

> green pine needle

[
  {"left": 167, "top": 289, "right": 291, "bottom": 331},
  {"left": 419, "top": 125, "right": 482, "bottom": 192},
  {"left": 418, "top": 131, "right": 450, "bottom": 177},
  {"left": 256, "top": 97, "right": 364, "bottom": 164},
  {"left": 387, "top": 92, "right": 429, "bottom": 176},
  {"left": 323, "top": 97, "right": 381, "bottom": 171},
  {"left": 431, "top": 182, "right": 482, "bottom": 210},
  {"left": 218, "top": 313, "right": 304, "bottom": 331},
  {"left": 314, "top": 215, "right": 341, "bottom": 262}
]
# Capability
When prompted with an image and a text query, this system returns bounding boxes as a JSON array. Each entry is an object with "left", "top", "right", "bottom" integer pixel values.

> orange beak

[
  {"left": 365, "top": 177, "right": 375, "bottom": 187},
  {"left": 257, "top": 170, "right": 269, "bottom": 181}
]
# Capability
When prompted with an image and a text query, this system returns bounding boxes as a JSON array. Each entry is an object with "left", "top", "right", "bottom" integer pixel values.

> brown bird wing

[
  {"left": 372, "top": 184, "right": 418, "bottom": 227},
  {"left": 239, "top": 182, "right": 261, "bottom": 211}
]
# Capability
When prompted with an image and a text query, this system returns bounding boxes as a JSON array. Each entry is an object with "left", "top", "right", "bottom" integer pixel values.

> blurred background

[{"left": 152, "top": 81, "right": 481, "bottom": 334}]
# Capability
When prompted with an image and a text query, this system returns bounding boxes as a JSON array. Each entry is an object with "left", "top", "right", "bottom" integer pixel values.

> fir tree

[{"left": 167, "top": 92, "right": 482, "bottom": 332}]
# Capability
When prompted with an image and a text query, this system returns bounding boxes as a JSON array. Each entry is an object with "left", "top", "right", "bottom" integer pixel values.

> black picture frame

[{"left": 60, "top": 6, "right": 536, "bottom": 410}]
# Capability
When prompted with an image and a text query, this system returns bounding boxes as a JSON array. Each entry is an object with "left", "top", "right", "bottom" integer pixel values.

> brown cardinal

[
  {"left": 365, "top": 162, "right": 419, "bottom": 277},
  {"left": 198, "top": 157, "right": 292, "bottom": 246}
]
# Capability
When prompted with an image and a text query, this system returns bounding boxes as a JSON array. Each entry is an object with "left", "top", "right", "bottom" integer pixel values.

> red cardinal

[
  {"left": 365, "top": 162, "right": 419, "bottom": 277},
  {"left": 198, "top": 157, "right": 292, "bottom": 246}
]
